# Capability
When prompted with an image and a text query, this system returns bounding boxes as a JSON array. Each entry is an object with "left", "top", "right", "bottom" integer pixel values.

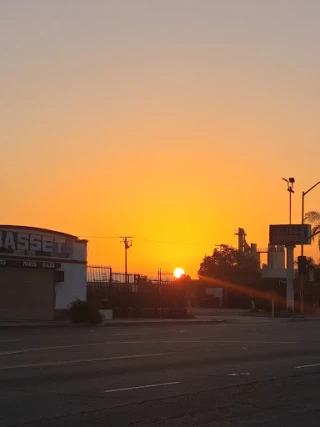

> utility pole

[{"left": 120, "top": 236, "right": 133, "bottom": 284}]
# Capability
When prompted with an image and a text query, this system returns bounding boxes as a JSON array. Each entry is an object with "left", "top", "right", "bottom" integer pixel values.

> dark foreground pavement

[{"left": 1, "top": 320, "right": 320, "bottom": 426}]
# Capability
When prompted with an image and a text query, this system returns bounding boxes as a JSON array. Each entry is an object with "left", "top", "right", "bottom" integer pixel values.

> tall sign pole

[
  {"left": 286, "top": 245, "right": 295, "bottom": 311},
  {"left": 270, "top": 224, "right": 311, "bottom": 312}
]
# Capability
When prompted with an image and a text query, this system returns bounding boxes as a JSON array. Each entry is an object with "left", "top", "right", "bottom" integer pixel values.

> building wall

[
  {"left": 55, "top": 239, "right": 87, "bottom": 309},
  {"left": 0, "top": 225, "right": 87, "bottom": 312},
  {"left": 205, "top": 287, "right": 223, "bottom": 307},
  {"left": 268, "top": 245, "right": 285, "bottom": 269},
  {"left": 262, "top": 266, "right": 287, "bottom": 279},
  {"left": 70, "top": 239, "right": 87, "bottom": 261},
  {"left": 56, "top": 263, "right": 87, "bottom": 309}
]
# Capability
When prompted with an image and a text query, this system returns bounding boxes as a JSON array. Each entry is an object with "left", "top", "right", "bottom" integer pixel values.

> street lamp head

[
  {"left": 282, "top": 176, "right": 295, "bottom": 194},
  {"left": 288, "top": 177, "right": 295, "bottom": 193},
  {"left": 282, "top": 177, "right": 295, "bottom": 189},
  {"left": 281, "top": 176, "right": 295, "bottom": 225}
]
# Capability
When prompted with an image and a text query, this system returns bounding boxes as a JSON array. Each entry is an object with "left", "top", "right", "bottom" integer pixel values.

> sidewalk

[
  {"left": 2, "top": 312, "right": 319, "bottom": 329},
  {"left": 103, "top": 316, "right": 229, "bottom": 327},
  {"left": 0, "top": 320, "right": 82, "bottom": 330}
]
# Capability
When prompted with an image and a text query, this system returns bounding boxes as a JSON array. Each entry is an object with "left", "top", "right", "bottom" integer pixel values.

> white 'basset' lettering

[{"left": 0, "top": 231, "right": 68, "bottom": 255}]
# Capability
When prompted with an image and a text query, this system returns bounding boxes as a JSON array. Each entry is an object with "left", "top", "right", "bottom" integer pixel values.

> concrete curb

[
  {"left": 0, "top": 322, "right": 93, "bottom": 330},
  {"left": 243, "top": 313, "right": 320, "bottom": 321},
  {"left": 103, "top": 319, "right": 229, "bottom": 327}
]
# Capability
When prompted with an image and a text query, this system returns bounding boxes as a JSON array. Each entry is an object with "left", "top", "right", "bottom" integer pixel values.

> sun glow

[{"left": 173, "top": 267, "right": 185, "bottom": 278}]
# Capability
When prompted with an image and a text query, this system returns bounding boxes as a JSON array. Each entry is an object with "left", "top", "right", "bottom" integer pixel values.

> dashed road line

[
  {"left": 295, "top": 363, "right": 320, "bottom": 369},
  {"left": 103, "top": 381, "right": 180, "bottom": 393},
  {"left": 0, "top": 352, "right": 178, "bottom": 370},
  {"left": 0, "top": 339, "right": 297, "bottom": 357}
]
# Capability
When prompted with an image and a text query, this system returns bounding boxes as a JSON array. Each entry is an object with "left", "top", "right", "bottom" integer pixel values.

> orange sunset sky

[{"left": 1, "top": 1, "right": 320, "bottom": 277}]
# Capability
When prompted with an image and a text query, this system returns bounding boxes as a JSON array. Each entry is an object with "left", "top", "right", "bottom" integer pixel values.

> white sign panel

[
  {"left": 0, "top": 230, "right": 74, "bottom": 258},
  {"left": 269, "top": 224, "right": 312, "bottom": 246}
]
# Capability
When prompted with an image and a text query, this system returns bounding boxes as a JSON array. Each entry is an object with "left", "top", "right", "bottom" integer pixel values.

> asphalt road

[{"left": 1, "top": 319, "right": 320, "bottom": 426}]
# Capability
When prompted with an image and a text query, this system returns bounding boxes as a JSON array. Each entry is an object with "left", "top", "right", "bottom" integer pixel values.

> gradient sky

[{"left": 1, "top": 0, "right": 320, "bottom": 277}]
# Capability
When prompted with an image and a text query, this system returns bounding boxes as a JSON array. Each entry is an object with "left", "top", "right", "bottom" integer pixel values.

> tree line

[{"left": 198, "top": 210, "right": 320, "bottom": 282}]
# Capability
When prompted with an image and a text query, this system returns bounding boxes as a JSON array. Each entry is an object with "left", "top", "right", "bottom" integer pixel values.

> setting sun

[{"left": 173, "top": 267, "right": 185, "bottom": 279}]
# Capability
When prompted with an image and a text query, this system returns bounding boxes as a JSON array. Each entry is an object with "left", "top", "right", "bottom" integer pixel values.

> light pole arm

[
  {"left": 304, "top": 181, "right": 320, "bottom": 197},
  {"left": 302, "top": 181, "right": 320, "bottom": 224}
]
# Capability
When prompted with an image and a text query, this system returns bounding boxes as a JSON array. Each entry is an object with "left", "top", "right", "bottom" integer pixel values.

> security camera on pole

[
  {"left": 283, "top": 177, "right": 295, "bottom": 311},
  {"left": 282, "top": 177, "right": 295, "bottom": 225}
]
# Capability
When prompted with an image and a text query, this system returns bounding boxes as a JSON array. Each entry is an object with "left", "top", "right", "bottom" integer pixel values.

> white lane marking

[
  {"left": 0, "top": 339, "right": 20, "bottom": 343},
  {"left": 119, "top": 340, "right": 297, "bottom": 345},
  {"left": 0, "top": 342, "right": 111, "bottom": 356},
  {"left": 0, "top": 352, "right": 179, "bottom": 371},
  {"left": 103, "top": 381, "right": 180, "bottom": 393},
  {"left": 295, "top": 363, "right": 320, "bottom": 369},
  {"left": 0, "top": 339, "right": 297, "bottom": 357},
  {"left": 229, "top": 372, "right": 251, "bottom": 376}
]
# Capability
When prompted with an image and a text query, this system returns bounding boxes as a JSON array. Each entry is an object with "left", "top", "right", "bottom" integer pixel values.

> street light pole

[
  {"left": 301, "top": 181, "right": 320, "bottom": 256},
  {"left": 289, "top": 189, "right": 292, "bottom": 224},
  {"left": 300, "top": 181, "right": 320, "bottom": 313}
]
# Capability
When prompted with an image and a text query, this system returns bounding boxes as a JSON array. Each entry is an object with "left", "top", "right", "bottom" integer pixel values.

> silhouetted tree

[
  {"left": 198, "top": 245, "right": 260, "bottom": 283},
  {"left": 198, "top": 245, "right": 261, "bottom": 308},
  {"left": 175, "top": 274, "right": 191, "bottom": 283},
  {"left": 303, "top": 257, "right": 320, "bottom": 282},
  {"left": 295, "top": 256, "right": 317, "bottom": 272},
  {"left": 305, "top": 210, "right": 320, "bottom": 249}
]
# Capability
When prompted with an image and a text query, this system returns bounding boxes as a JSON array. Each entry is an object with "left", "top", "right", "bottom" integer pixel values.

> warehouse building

[{"left": 0, "top": 225, "right": 87, "bottom": 321}]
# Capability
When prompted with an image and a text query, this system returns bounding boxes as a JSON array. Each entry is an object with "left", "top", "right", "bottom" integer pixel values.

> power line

[
  {"left": 136, "top": 237, "right": 212, "bottom": 246},
  {"left": 79, "top": 235, "right": 213, "bottom": 246},
  {"left": 78, "top": 236, "right": 118, "bottom": 239}
]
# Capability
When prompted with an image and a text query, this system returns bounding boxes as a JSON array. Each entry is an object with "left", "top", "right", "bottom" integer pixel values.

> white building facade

[{"left": 0, "top": 225, "right": 87, "bottom": 320}]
